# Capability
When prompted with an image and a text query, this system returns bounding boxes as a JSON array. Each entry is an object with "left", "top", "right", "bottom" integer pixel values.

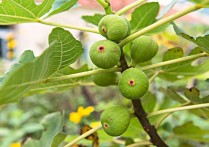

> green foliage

[
  {"left": 23, "top": 112, "right": 65, "bottom": 147},
  {"left": 0, "top": 0, "right": 209, "bottom": 146},
  {"left": 0, "top": 28, "right": 83, "bottom": 105},
  {"left": 130, "top": 2, "right": 160, "bottom": 31},
  {"left": 0, "top": 0, "right": 77, "bottom": 24},
  {"left": 82, "top": 14, "right": 104, "bottom": 26}
]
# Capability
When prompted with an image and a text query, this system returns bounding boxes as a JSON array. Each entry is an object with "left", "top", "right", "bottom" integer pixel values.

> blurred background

[{"left": 0, "top": 0, "right": 209, "bottom": 147}]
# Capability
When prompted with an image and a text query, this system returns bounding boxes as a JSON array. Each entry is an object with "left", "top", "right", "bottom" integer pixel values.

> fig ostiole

[
  {"left": 98, "top": 14, "right": 131, "bottom": 42},
  {"left": 130, "top": 36, "right": 158, "bottom": 66},
  {"left": 89, "top": 40, "right": 121, "bottom": 69},
  {"left": 100, "top": 105, "right": 130, "bottom": 136},
  {"left": 118, "top": 68, "right": 149, "bottom": 99},
  {"left": 91, "top": 72, "right": 118, "bottom": 87}
]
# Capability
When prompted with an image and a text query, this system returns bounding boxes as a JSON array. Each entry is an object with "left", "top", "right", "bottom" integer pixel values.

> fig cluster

[{"left": 88, "top": 14, "right": 158, "bottom": 136}]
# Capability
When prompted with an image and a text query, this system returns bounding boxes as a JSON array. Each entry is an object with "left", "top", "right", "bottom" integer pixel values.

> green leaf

[
  {"left": 130, "top": 2, "right": 159, "bottom": 31},
  {"left": 82, "top": 14, "right": 104, "bottom": 26},
  {"left": 160, "top": 87, "right": 188, "bottom": 103},
  {"left": 0, "top": 0, "right": 55, "bottom": 24},
  {"left": 51, "top": 133, "right": 67, "bottom": 147},
  {"left": 25, "top": 64, "right": 89, "bottom": 95},
  {"left": 0, "top": 50, "right": 35, "bottom": 86},
  {"left": 159, "top": 47, "right": 209, "bottom": 81},
  {"left": 0, "top": 27, "right": 83, "bottom": 105},
  {"left": 46, "top": 0, "right": 78, "bottom": 18},
  {"left": 172, "top": 22, "right": 209, "bottom": 53},
  {"left": 189, "top": 0, "right": 209, "bottom": 5},
  {"left": 173, "top": 122, "right": 209, "bottom": 143},
  {"left": 24, "top": 112, "right": 65, "bottom": 147},
  {"left": 141, "top": 91, "right": 157, "bottom": 113}
]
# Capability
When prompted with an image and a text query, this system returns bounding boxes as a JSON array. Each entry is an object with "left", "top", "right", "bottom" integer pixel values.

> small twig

[
  {"left": 96, "top": 0, "right": 113, "bottom": 14},
  {"left": 149, "top": 71, "right": 160, "bottom": 83},
  {"left": 64, "top": 125, "right": 102, "bottom": 147}
]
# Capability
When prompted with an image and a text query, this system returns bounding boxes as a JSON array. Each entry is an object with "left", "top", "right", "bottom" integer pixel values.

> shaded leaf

[
  {"left": 173, "top": 122, "right": 209, "bottom": 143},
  {"left": 51, "top": 133, "right": 67, "bottom": 147},
  {"left": 82, "top": 14, "right": 104, "bottom": 26},
  {"left": 24, "top": 112, "right": 65, "bottom": 147},
  {"left": 141, "top": 91, "right": 157, "bottom": 113},
  {"left": 159, "top": 47, "right": 209, "bottom": 81},
  {"left": 160, "top": 87, "right": 188, "bottom": 103},
  {"left": 130, "top": 2, "right": 159, "bottom": 31},
  {"left": 0, "top": 27, "right": 83, "bottom": 105},
  {"left": 172, "top": 22, "right": 209, "bottom": 53},
  {"left": 184, "top": 87, "right": 200, "bottom": 103},
  {"left": 46, "top": 0, "right": 78, "bottom": 18}
]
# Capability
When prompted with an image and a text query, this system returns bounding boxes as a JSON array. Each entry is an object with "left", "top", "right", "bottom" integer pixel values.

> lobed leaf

[
  {"left": 0, "top": 27, "right": 83, "bottom": 105},
  {"left": 23, "top": 112, "right": 65, "bottom": 147},
  {"left": 172, "top": 22, "right": 209, "bottom": 54}
]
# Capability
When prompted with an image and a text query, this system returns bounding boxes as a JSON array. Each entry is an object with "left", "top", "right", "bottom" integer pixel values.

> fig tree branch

[
  {"left": 96, "top": 0, "right": 113, "bottom": 14},
  {"left": 39, "top": 20, "right": 100, "bottom": 34},
  {"left": 115, "top": 0, "right": 147, "bottom": 16},
  {"left": 119, "top": 4, "right": 203, "bottom": 47}
]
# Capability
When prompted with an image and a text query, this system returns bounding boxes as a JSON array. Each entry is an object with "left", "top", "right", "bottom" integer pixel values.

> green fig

[
  {"left": 89, "top": 40, "right": 121, "bottom": 69},
  {"left": 92, "top": 72, "right": 118, "bottom": 87},
  {"left": 100, "top": 105, "right": 130, "bottom": 136},
  {"left": 131, "top": 36, "right": 158, "bottom": 64},
  {"left": 118, "top": 68, "right": 149, "bottom": 99},
  {"left": 98, "top": 14, "right": 131, "bottom": 42}
]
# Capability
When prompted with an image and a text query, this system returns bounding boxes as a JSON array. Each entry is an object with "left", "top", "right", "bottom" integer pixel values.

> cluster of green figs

[{"left": 89, "top": 14, "right": 159, "bottom": 136}]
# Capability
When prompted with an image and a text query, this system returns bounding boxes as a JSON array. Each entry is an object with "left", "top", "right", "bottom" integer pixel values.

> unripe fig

[
  {"left": 100, "top": 105, "right": 130, "bottom": 136},
  {"left": 118, "top": 68, "right": 149, "bottom": 99},
  {"left": 131, "top": 36, "right": 158, "bottom": 64},
  {"left": 89, "top": 40, "right": 121, "bottom": 69},
  {"left": 92, "top": 72, "right": 118, "bottom": 87},
  {"left": 98, "top": 15, "right": 131, "bottom": 42}
]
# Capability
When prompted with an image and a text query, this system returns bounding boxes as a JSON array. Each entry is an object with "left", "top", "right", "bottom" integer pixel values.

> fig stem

[
  {"left": 149, "top": 71, "right": 160, "bottom": 83},
  {"left": 140, "top": 52, "right": 208, "bottom": 71},
  {"left": 64, "top": 125, "right": 102, "bottom": 147},
  {"left": 118, "top": 4, "right": 203, "bottom": 47},
  {"left": 148, "top": 102, "right": 209, "bottom": 118},
  {"left": 115, "top": 0, "right": 147, "bottom": 16},
  {"left": 39, "top": 20, "right": 100, "bottom": 34},
  {"left": 96, "top": 0, "right": 113, "bottom": 14},
  {"left": 132, "top": 99, "right": 168, "bottom": 147}
]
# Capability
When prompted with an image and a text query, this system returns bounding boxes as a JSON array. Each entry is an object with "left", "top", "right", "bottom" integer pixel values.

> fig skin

[
  {"left": 100, "top": 105, "right": 130, "bottom": 136},
  {"left": 92, "top": 72, "right": 118, "bottom": 87},
  {"left": 131, "top": 36, "right": 158, "bottom": 64},
  {"left": 118, "top": 68, "right": 149, "bottom": 99},
  {"left": 89, "top": 40, "right": 121, "bottom": 69},
  {"left": 98, "top": 14, "right": 131, "bottom": 42}
]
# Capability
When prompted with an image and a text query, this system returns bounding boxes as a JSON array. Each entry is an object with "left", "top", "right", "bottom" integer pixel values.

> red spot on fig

[
  {"left": 128, "top": 80, "right": 135, "bottom": 86},
  {"left": 104, "top": 122, "right": 108, "bottom": 129},
  {"left": 98, "top": 46, "right": 105, "bottom": 52},
  {"left": 102, "top": 26, "right": 107, "bottom": 33}
]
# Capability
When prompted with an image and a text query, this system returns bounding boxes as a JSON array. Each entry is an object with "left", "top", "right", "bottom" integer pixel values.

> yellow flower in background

[
  {"left": 69, "top": 106, "right": 95, "bottom": 124},
  {"left": 69, "top": 112, "right": 82, "bottom": 124},
  {"left": 78, "top": 106, "right": 94, "bottom": 116},
  {"left": 10, "top": 143, "right": 21, "bottom": 147},
  {"left": 90, "top": 121, "right": 101, "bottom": 128}
]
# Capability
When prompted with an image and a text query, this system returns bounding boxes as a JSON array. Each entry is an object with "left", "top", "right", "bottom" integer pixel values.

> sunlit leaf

[
  {"left": 130, "top": 2, "right": 159, "bottom": 31},
  {"left": 0, "top": 28, "right": 83, "bottom": 105},
  {"left": 82, "top": 14, "right": 104, "bottom": 26},
  {"left": 46, "top": 0, "right": 78, "bottom": 18}
]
